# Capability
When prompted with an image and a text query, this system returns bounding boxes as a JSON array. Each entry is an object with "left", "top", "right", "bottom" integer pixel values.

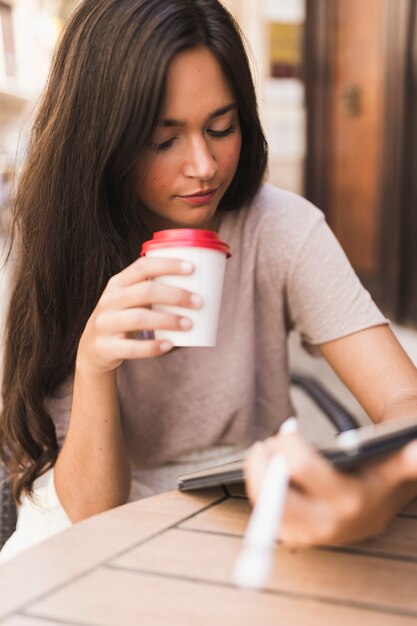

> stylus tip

[{"left": 233, "top": 545, "right": 273, "bottom": 589}]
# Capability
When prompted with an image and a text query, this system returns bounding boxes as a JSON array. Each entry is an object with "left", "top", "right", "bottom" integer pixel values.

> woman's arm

[
  {"left": 54, "top": 256, "right": 200, "bottom": 522},
  {"left": 319, "top": 325, "right": 417, "bottom": 423},
  {"left": 245, "top": 325, "right": 417, "bottom": 546},
  {"left": 53, "top": 367, "right": 130, "bottom": 523}
]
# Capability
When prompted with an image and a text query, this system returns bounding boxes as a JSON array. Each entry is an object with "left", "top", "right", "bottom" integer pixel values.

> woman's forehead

[{"left": 160, "top": 47, "right": 235, "bottom": 120}]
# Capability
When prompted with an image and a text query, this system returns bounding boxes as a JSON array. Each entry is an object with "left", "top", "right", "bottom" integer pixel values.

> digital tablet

[{"left": 178, "top": 415, "right": 417, "bottom": 491}]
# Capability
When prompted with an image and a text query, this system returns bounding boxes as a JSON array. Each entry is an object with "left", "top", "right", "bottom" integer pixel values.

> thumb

[
  {"left": 397, "top": 441, "right": 417, "bottom": 481},
  {"left": 377, "top": 441, "right": 417, "bottom": 484}
]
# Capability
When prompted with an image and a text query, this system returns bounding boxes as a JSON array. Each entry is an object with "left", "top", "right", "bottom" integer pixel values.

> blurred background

[
  {"left": 1, "top": 0, "right": 417, "bottom": 323},
  {"left": 0, "top": 0, "right": 417, "bottom": 390},
  {"left": 225, "top": 0, "right": 417, "bottom": 327}
]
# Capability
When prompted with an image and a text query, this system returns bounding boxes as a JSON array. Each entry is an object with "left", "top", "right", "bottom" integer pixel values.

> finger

[
  {"left": 367, "top": 440, "right": 417, "bottom": 485},
  {"left": 246, "top": 453, "right": 355, "bottom": 548},
  {"left": 97, "top": 336, "right": 173, "bottom": 360},
  {"left": 244, "top": 442, "right": 273, "bottom": 503},
  {"left": 279, "top": 487, "right": 336, "bottom": 548},
  {"left": 110, "top": 257, "right": 194, "bottom": 288},
  {"left": 103, "top": 280, "right": 203, "bottom": 311},
  {"left": 245, "top": 449, "right": 334, "bottom": 547},
  {"left": 95, "top": 308, "right": 193, "bottom": 334},
  {"left": 245, "top": 438, "right": 346, "bottom": 547},
  {"left": 267, "top": 431, "right": 354, "bottom": 498},
  {"left": 400, "top": 441, "right": 417, "bottom": 479},
  {"left": 279, "top": 487, "right": 315, "bottom": 547}
]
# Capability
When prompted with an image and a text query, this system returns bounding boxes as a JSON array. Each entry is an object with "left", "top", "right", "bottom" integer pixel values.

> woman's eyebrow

[
  {"left": 158, "top": 103, "right": 238, "bottom": 128},
  {"left": 207, "top": 103, "right": 238, "bottom": 120}
]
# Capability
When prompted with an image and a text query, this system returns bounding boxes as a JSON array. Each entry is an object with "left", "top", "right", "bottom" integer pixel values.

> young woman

[{"left": 1, "top": 0, "right": 417, "bottom": 561}]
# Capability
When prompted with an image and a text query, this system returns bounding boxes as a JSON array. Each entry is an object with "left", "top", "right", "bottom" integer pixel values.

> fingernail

[
  {"left": 190, "top": 294, "right": 203, "bottom": 307},
  {"left": 402, "top": 441, "right": 417, "bottom": 465},
  {"left": 159, "top": 341, "right": 172, "bottom": 352},
  {"left": 251, "top": 441, "right": 264, "bottom": 454},
  {"left": 279, "top": 417, "right": 298, "bottom": 435},
  {"left": 179, "top": 317, "right": 192, "bottom": 330},
  {"left": 264, "top": 437, "right": 277, "bottom": 453},
  {"left": 180, "top": 261, "right": 193, "bottom": 273}
]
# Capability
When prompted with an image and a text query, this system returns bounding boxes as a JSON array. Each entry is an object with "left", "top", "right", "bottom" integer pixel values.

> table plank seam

[
  {"left": 89, "top": 494, "right": 231, "bottom": 569},
  {"left": 315, "top": 544, "right": 417, "bottom": 564},
  {"left": 223, "top": 486, "right": 247, "bottom": 499},
  {"left": 175, "top": 526, "right": 417, "bottom": 565},
  {"left": 176, "top": 525, "right": 244, "bottom": 539},
  {"left": 103, "top": 563, "right": 417, "bottom": 620},
  {"left": 0, "top": 494, "right": 228, "bottom": 624},
  {"left": 107, "top": 494, "right": 230, "bottom": 560},
  {"left": 14, "top": 612, "right": 84, "bottom": 626}
]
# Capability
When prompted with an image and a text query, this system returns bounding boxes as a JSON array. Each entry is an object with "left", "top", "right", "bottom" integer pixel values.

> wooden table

[{"left": 1, "top": 483, "right": 417, "bottom": 625}]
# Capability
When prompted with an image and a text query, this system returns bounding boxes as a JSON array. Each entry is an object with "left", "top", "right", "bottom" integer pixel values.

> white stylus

[{"left": 233, "top": 453, "right": 289, "bottom": 589}]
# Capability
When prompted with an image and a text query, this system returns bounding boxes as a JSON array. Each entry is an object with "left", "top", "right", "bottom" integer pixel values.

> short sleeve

[{"left": 286, "top": 214, "right": 389, "bottom": 348}]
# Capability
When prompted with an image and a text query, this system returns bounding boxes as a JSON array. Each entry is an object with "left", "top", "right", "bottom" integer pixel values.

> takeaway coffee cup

[{"left": 141, "top": 229, "right": 231, "bottom": 347}]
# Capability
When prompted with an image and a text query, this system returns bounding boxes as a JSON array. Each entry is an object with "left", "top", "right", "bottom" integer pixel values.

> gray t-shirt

[{"left": 48, "top": 184, "right": 387, "bottom": 469}]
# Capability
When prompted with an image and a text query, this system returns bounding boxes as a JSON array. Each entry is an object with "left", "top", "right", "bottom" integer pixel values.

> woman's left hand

[{"left": 244, "top": 419, "right": 417, "bottom": 547}]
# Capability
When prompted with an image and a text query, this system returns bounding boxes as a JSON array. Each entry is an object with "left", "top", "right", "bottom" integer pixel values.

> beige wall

[{"left": 222, "top": 0, "right": 267, "bottom": 87}]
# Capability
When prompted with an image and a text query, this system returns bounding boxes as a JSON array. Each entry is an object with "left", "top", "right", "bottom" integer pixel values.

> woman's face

[{"left": 136, "top": 46, "right": 242, "bottom": 230}]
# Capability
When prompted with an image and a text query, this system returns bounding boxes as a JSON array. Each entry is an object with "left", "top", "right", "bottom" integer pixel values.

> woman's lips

[{"left": 177, "top": 188, "right": 218, "bottom": 206}]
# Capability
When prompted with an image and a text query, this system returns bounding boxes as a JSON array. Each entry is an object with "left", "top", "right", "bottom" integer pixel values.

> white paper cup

[{"left": 141, "top": 229, "right": 231, "bottom": 347}]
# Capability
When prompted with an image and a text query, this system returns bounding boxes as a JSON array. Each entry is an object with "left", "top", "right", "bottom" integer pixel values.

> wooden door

[
  {"left": 305, "top": 0, "right": 412, "bottom": 319},
  {"left": 327, "top": 0, "right": 385, "bottom": 276}
]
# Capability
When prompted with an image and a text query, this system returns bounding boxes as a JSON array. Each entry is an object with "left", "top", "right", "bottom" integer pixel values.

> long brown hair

[{"left": 1, "top": 0, "right": 268, "bottom": 501}]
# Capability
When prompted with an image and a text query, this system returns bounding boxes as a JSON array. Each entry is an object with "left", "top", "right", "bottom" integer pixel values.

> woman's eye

[
  {"left": 153, "top": 137, "right": 176, "bottom": 152},
  {"left": 208, "top": 124, "right": 238, "bottom": 138}
]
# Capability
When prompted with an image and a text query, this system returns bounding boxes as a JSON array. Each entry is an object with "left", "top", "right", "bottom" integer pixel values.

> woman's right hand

[
  {"left": 244, "top": 419, "right": 417, "bottom": 547},
  {"left": 77, "top": 256, "right": 201, "bottom": 374}
]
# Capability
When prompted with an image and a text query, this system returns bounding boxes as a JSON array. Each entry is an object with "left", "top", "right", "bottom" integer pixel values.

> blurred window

[
  {"left": 0, "top": 2, "right": 16, "bottom": 77},
  {"left": 262, "top": 0, "right": 306, "bottom": 194},
  {"left": 269, "top": 21, "right": 303, "bottom": 79}
]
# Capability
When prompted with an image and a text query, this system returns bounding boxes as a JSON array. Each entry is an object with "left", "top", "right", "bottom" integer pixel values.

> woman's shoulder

[
  {"left": 232, "top": 183, "right": 325, "bottom": 255},
  {"left": 221, "top": 183, "right": 328, "bottom": 279},
  {"left": 222, "top": 183, "right": 325, "bottom": 260},
  {"left": 250, "top": 183, "right": 323, "bottom": 228}
]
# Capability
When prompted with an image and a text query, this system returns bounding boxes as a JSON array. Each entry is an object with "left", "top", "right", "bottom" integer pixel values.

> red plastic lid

[{"left": 141, "top": 229, "right": 231, "bottom": 257}]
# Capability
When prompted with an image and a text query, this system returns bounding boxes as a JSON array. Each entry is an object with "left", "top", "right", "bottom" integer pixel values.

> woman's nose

[{"left": 182, "top": 138, "right": 218, "bottom": 180}]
